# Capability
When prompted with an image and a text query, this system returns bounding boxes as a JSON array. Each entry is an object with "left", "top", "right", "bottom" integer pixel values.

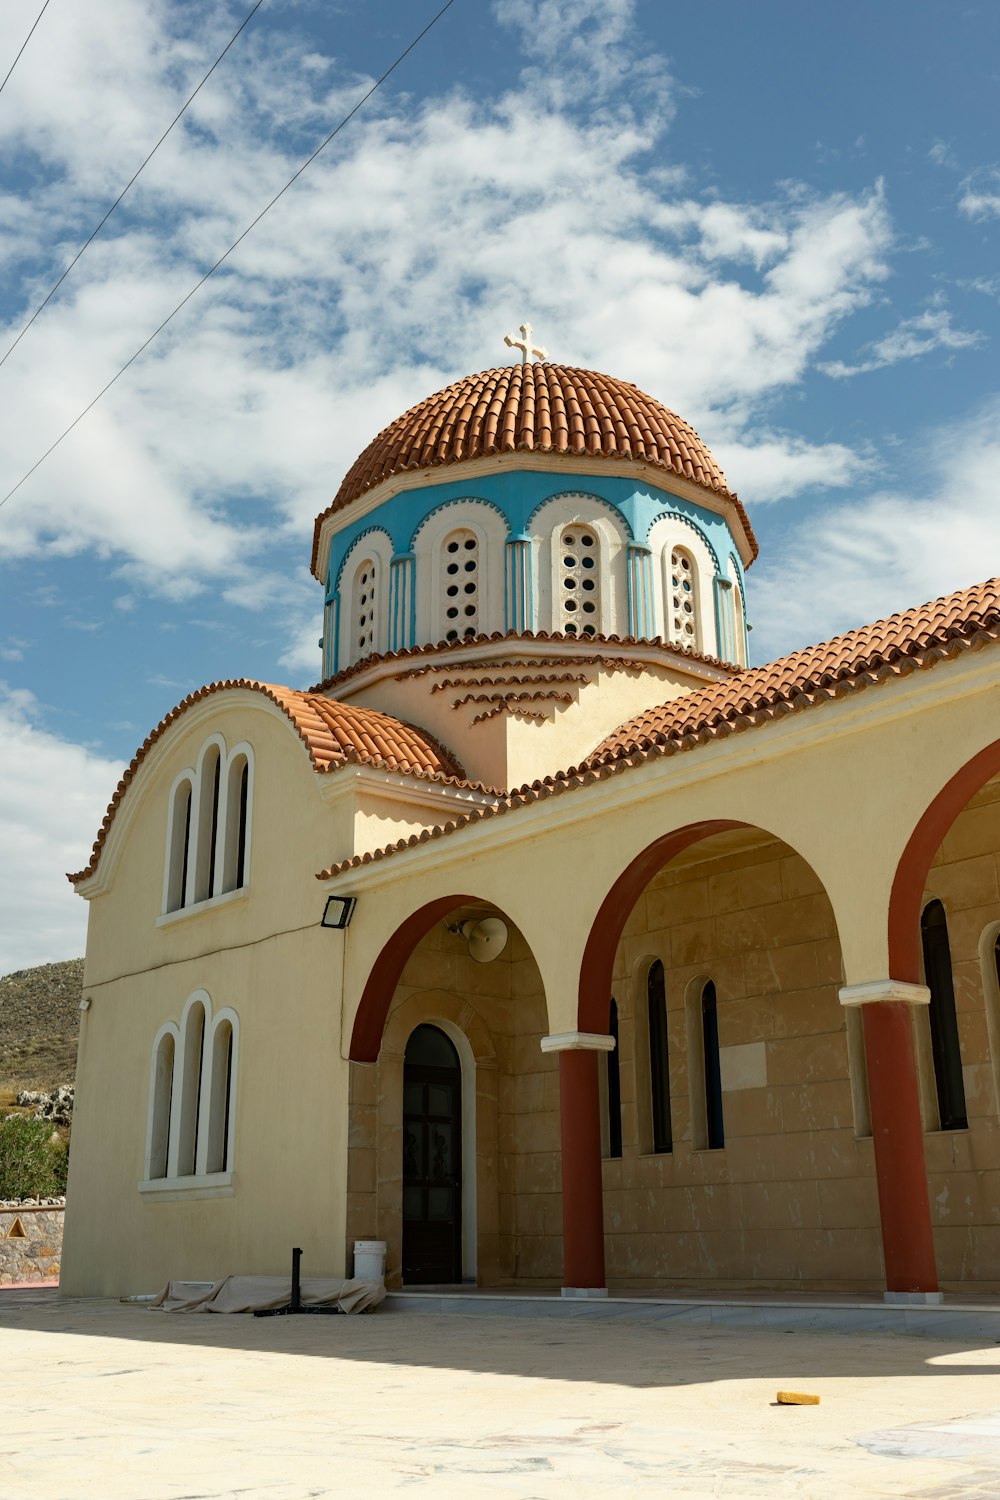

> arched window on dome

[
  {"left": 441, "top": 528, "right": 480, "bottom": 641},
  {"left": 558, "top": 524, "right": 600, "bottom": 636},
  {"left": 668, "top": 547, "right": 700, "bottom": 652},
  {"left": 351, "top": 555, "right": 381, "bottom": 661}
]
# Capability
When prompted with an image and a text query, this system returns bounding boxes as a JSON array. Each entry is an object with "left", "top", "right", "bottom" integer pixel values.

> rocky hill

[{"left": 0, "top": 959, "right": 83, "bottom": 1097}]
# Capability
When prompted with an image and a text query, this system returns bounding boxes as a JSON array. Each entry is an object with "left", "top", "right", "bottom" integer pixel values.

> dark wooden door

[{"left": 402, "top": 1024, "right": 462, "bottom": 1284}]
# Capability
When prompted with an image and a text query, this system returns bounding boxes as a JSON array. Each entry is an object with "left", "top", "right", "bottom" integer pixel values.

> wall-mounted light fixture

[
  {"left": 322, "top": 895, "right": 356, "bottom": 929},
  {"left": 79, "top": 997, "right": 92, "bottom": 1012}
]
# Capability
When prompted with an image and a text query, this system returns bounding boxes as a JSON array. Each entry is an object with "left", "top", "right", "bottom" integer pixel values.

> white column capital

[
  {"left": 540, "top": 1031, "right": 616, "bottom": 1054},
  {"left": 839, "top": 980, "right": 931, "bottom": 1008}
]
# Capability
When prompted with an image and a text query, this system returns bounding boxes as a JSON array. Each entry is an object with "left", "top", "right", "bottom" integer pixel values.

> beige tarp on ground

[{"left": 150, "top": 1276, "right": 386, "bottom": 1314}]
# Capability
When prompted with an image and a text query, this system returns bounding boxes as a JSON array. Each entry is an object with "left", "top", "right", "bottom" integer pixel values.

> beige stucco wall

[{"left": 62, "top": 696, "right": 356, "bottom": 1296}]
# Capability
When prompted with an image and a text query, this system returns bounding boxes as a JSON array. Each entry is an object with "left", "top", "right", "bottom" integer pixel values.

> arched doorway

[{"left": 402, "top": 1024, "right": 462, "bottom": 1284}]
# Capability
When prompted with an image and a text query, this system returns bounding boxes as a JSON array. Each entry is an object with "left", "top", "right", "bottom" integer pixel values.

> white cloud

[
  {"left": 959, "top": 167, "right": 1000, "bottom": 221},
  {"left": 747, "top": 397, "right": 1000, "bottom": 661},
  {"left": 0, "top": 0, "right": 904, "bottom": 608},
  {"left": 0, "top": 686, "right": 122, "bottom": 973},
  {"left": 714, "top": 435, "right": 875, "bottom": 505},
  {"left": 819, "top": 297, "right": 983, "bottom": 378}
]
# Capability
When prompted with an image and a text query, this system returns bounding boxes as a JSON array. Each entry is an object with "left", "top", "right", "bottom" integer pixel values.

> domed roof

[{"left": 312, "top": 364, "right": 756, "bottom": 574}]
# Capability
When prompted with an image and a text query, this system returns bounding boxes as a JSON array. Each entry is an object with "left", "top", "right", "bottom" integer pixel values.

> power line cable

[
  {"left": 0, "top": 0, "right": 52, "bottom": 99},
  {"left": 0, "top": 0, "right": 266, "bottom": 372},
  {"left": 0, "top": 0, "right": 459, "bottom": 514}
]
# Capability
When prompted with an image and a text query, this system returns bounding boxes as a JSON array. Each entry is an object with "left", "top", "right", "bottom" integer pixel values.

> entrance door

[{"left": 402, "top": 1024, "right": 462, "bottom": 1283}]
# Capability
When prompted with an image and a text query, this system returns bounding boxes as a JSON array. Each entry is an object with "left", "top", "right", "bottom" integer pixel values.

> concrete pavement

[{"left": 2, "top": 1288, "right": 1000, "bottom": 1498}]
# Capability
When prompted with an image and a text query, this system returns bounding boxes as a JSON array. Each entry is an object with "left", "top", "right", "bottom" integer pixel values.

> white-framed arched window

[
  {"left": 440, "top": 527, "right": 481, "bottom": 641},
  {"left": 351, "top": 554, "right": 381, "bottom": 660},
  {"left": 557, "top": 523, "right": 601, "bottom": 637},
  {"left": 413, "top": 501, "right": 506, "bottom": 645},
  {"left": 161, "top": 735, "right": 255, "bottom": 917},
  {"left": 142, "top": 991, "right": 240, "bottom": 1192},
  {"left": 531, "top": 494, "right": 628, "bottom": 637},
  {"left": 335, "top": 530, "right": 392, "bottom": 669},
  {"left": 668, "top": 546, "right": 700, "bottom": 652}
]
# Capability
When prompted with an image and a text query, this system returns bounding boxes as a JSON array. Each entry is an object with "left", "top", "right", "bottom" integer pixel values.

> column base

[
  {"left": 561, "top": 1286, "right": 609, "bottom": 1299},
  {"left": 883, "top": 1290, "right": 944, "bottom": 1305}
]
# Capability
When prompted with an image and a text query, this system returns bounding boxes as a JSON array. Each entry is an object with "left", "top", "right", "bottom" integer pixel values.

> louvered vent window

[
  {"left": 353, "top": 559, "right": 378, "bottom": 657},
  {"left": 670, "top": 548, "right": 698, "bottom": 650},
  {"left": 442, "top": 529, "right": 479, "bottom": 641},
  {"left": 560, "top": 526, "right": 599, "bottom": 636}
]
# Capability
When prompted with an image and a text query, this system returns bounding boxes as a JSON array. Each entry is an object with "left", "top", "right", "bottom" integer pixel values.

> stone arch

[
  {"left": 525, "top": 489, "right": 634, "bottom": 540},
  {"left": 333, "top": 526, "right": 395, "bottom": 595},
  {"left": 578, "top": 821, "right": 742, "bottom": 1033},
  {"left": 643, "top": 509, "right": 721, "bottom": 572},
  {"left": 888, "top": 738, "right": 1000, "bottom": 984},
  {"left": 349, "top": 896, "right": 477, "bottom": 1063}
]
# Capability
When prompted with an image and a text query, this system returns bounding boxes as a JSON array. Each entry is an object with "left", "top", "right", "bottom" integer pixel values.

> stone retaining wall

[{"left": 1, "top": 1203, "right": 64, "bottom": 1284}]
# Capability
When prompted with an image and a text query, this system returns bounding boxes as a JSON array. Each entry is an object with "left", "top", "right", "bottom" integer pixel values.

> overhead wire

[
  {"left": 0, "top": 0, "right": 459, "bottom": 514},
  {"left": 0, "top": 0, "right": 52, "bottom": 99},
  {"left": 0, "top": 0, "right": 267, "bottom": 372}
]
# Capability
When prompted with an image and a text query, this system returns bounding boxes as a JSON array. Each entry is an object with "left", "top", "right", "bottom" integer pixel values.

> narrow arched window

[
  {"left": 669, "top": 547, "right": 699, "bottom": 651},
  {"left": 204, "top": 1019, "right": 235, "bottom": 1174},
  {"left": 731, "top": 579, "right": 746, "bottom": 666},
  {"left": 176, "top": 1001, "right": 206, "bottom": 1177},
  {"left": 148, "top": 1032, "right": 175, "bottom": 1179},
  {"left": 221, "top": 753, "right": 250, "bottom": 893},
  {"left": 921, "top": 900, "right": 967, "bottom": 1130},
  {"left": 442, "top": 528, "right": 480, "bottom": 641},
  {"left": 193, "top": 745, "right": 222, "bottom": 903},
  {"left": 352, "top": 556, "right": 379, "bottom": 660},
  {"left": 702, "top": 980, "right": 724, "bottom": 1149},
  {"left": 607, "top": 997, "right": 623, "bottom": 1159},
  {"left": 559, "top": 525, "right": 600, "bottom": 636},
  {"left": 165, "top": 779, "right": 193, "bottom": 912},
  {"left": 647, "top": 961, "right": 672, "bottom": 1154}
]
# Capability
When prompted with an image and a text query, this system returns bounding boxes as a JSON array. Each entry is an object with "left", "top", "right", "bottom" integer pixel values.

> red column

[
  {"left": 862, "top": 1001, "right": 939, "bottom": 1293},
  {"left": 558, "top": 1049, "right": 606, "bottom": 1290}
]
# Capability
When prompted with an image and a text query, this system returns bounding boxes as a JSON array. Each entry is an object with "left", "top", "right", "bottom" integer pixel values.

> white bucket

[{"left": 353, "top": 1239, "right": 386, "bottom": 1283}]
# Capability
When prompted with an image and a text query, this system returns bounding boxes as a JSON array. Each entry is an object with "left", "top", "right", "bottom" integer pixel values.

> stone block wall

[
  {"left": 605, "top": 832, "right": 881, "bottom": 1292},
  {"left": 923, "top": 771, "right": 1000, "bottom": 1287},
  {"left": 345, "top": 776, "right": 1000, "bottom": 1293},
  {"left": 1, "top": 1203, "right": 64, "bottom": 1284}
]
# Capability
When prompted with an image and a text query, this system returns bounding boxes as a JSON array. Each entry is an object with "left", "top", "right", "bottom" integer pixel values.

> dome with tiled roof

[
  {"left": 313, "top": 359, "right": 756, "bottom": 680},
  {"left": 312, "top": 364, "right": 755, "bottom": 575}
]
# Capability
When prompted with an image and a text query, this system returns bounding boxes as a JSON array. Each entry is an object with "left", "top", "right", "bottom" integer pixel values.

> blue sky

[{"left": 0, "top": 0, "right": 998, "bottom": 969}]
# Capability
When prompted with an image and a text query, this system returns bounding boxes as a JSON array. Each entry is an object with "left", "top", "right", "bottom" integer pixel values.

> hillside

[{"left": 0, "top": 958, "right": 83, "bottom": 1096}]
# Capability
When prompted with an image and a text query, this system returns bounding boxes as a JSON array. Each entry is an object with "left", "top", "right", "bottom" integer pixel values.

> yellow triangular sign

[{"left": 6, "top": 1216, "right": 26, "bottom": 1238}]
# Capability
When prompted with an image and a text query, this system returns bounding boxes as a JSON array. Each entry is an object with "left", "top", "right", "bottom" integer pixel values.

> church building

[{"left": 61, "top": 337, "right": 1000, "bottom": 1303}]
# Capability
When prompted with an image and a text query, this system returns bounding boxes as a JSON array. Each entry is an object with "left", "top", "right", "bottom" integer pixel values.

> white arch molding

[
  {"left": 141, "top": 989, "right": 240, "bottom": 1197},
  {"left": 406, "top": 1017, "right": 478, "bottom": 1281},
  {"left": 161, "top": 734, "right": 255, "bottom": 919}
]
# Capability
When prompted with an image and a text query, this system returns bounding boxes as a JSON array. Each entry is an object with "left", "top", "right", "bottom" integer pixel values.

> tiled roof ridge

[
  {"left": 432, "top": 673, "right": 589, "bottom": 693},
  {"left": 314, "top": 577, "right": 1000, "bottom": 881},
  {"left": 68, "top": 680, "right": 493, "bottom": 887},
  {"left": 588, "top": 576, "right": 1000, "bottom": 765},
  {"left": 307, "top": 627, "right": 739, "bottom": 693},
  {"left": 310, "top": 363, "right": 758, "bottom": 575}
]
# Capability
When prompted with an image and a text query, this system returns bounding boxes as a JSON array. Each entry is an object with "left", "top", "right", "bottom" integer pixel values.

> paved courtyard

[{"left": 3, "top": 1289, "right": 1000, "bottom": 1498}]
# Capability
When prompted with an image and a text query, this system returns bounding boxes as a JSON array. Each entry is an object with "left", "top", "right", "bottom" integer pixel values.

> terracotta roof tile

[
  {"left": 308, "top": 627, "right": 737, "bottom": 694},
  {"left": 315, "top": 577, "right": 1000, "bottom": 881},
  {"left": 311, "top": 365, "right": 757, "bottom": 575},
  {"left": 587, "top": 578, "right": 1000, "bottom": 764},
  {"left": 68, "top": 681, "right": 483, "bottom": 886}
]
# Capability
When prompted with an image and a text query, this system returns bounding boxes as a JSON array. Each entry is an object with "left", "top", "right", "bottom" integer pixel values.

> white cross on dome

[{"left": 503, "top": 322, "right": 546, "bottom": 364}]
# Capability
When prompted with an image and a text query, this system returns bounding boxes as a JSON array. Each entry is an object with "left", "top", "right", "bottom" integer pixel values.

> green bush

[{"left": 0, "top": 1115, "right": 65, "bottom": 1199}]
